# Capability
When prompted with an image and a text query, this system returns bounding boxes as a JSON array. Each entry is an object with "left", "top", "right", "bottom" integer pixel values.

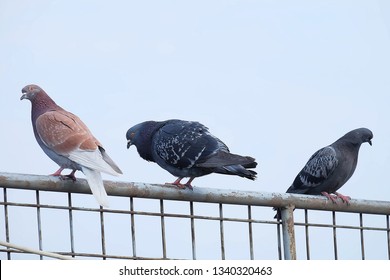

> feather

[
  {"left": 68, "top": 148, "right": 121, "bottom": 176},
  {"left": 81, "top": 166, "right": 109, "bottom": 207}
]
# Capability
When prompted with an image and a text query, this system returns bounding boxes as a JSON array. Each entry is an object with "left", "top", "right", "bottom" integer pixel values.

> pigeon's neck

[
  {"left": 137, "top": 142, "right": 154, "bottom": 162},
  {"left": 335, "top": 139, "right": 361, "bottom": 153},
  {"left": 31, "top": 92, "right": 60, "bottom": 121},
  {"left": 136, "top": 121, "right": 165, "bottom": 162}
]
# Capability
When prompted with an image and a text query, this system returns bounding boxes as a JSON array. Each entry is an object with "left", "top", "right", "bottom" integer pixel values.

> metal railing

[{"left": 0, "top": 172, "right": 389, "bottom": 260}]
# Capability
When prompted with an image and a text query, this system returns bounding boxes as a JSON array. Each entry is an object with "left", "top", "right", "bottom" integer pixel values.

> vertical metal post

[
  {"left": 130, "top": 197, "right": 137, "bottom": 259},
  {"left": 281, "top": 205, "right": 296, "bottom": 260},
  {"left": 100, "top": 207, "right": 106, "bottom": 260},
  {"left": 304, "top": 209, "right": 310, "bottom": 260},
  {"left": 190, "top": 201, "right": 196, "bottom": 260},
  {"left": 332, "top": 211, "right": 338, "bottom": 260},
  {"left": 3, "top": 188, "right": 11, "bottom": 260},
  {"left": 160, "top": 199, "right": 167, "bottom": 259},
  {"left": 219, "top": 203, "right": 225, "bottom": 260},
  {"left": 248, "top": 205, "right": 254, "bottom": 260},
  {"left": 276, "top": 220, "right": 282, "bottom": 260},
  {"left": 67, "top": 193, "right": 75, "bottom": 258},
  {"left": 387, "top": 215, "right": 390, "bottom": 260},
  {"left": 35, "top": 190, "right": 43, "bottom": 260},
  {"left": 360, "top": 213, "right": 365, "bottom": 260}
]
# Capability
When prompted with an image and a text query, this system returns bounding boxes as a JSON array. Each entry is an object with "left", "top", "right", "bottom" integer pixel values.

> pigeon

[
  {"left": 21, "top": 84, "right": 122, "bottom": 207},
  {"left": 126, "top": 119, "right": 257, "bottom": 189},
  {"left": 274, "top": 128, "right": 373, "bottom": 219}
]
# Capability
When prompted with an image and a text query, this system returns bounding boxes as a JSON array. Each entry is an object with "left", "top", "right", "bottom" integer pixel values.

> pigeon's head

[
  {"left": 126, "top": 121, "right": 160, "bottom": 162},
  {"left": 126, "top": 127, "right": 137, "bottom": 149},
  {"left": 126, "top": 122, "right": 147, "bottom": 149},
  {"left": 20, "top": 84, "right": 44, "bottom": 101},
  {"left": 126, "top": 121, "right": 161, "bottom": 149},
  {"left": 345, "top": 128, "right": 373, "bottom": 146}
]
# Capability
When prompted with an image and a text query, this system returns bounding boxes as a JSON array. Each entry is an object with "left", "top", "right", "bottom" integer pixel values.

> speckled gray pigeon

[
  {"left": 126, "top": 119, "right": 257, "bottom": 189},
  {"left": 21, "top": 84, "right": 123, "bottom": 207},
  {"left": 274, "top": 128, "right": 373, "bottom": 219}
]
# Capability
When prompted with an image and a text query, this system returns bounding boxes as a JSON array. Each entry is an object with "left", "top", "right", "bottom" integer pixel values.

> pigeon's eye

[{"left": 130, "top": 132, "right": 135, "bottom": 139}]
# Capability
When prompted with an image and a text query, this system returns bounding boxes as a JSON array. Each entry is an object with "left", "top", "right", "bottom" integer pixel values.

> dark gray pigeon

[
  {"left": 274, "top": 128, "right": 373, "bottom": 219},
  {"left": 126, "top": 119, "right": 257, "bottom": 189}
]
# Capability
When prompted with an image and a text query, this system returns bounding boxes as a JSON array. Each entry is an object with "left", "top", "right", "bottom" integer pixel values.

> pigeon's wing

[
  {"left": 35, "top": 110, "right": 99, "bottom": 154},
  {"left": 287, "top": 146, "right": 338, "bottom": 193},
  {"left": 36, "top": 110, "right": 121, "bottom": 175},
  {"left": 153, "top": 121, "right": 220, "bottom": 169}
]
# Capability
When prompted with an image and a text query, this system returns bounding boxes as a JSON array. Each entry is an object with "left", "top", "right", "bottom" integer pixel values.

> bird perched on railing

[
  {"left": 20, "top": 84, "right": 122, "bottom": 207},
  {"left": 274, "top": 127, "right": 373, "bottom": 219},
  {"left": 126, "top": 119, "right": 257, "bottom": 189}
]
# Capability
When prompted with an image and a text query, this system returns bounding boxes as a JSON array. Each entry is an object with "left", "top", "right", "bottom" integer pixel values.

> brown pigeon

[{"left": 21, "top": 84, "right": 122, "bottom": 207}]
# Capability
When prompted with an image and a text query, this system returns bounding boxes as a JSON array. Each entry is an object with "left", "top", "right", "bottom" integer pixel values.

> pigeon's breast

[{"left": 307, "top": 159, "right": 356, "bottom": 194}]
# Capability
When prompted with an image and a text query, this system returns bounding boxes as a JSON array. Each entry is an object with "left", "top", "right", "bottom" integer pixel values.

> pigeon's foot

[
  {"left": 51, "top": 168, "right": 77, "bottom": 182},
  {"left": 50, "top": 167, "right": 64, "bottom": 177},
  {"left": 184, "top": 177, "right": 195, "bottom": 190},
  {"left": 64, "top": 170, "right": 77, "bottom": 182},
  {"left": 166, "top": 177, "right": 186, "bottom": 189},
  {"left": 335, "top": 192, "right": 351, "bottom": 205},
  {"left": 321, "top": 191, "right": 339, "bottom": 204},
  {"left": 166, "top": 182, "right": 186, "bottom": 189},
  {"left": 166, "top": 177, "right": 194, "bottom": 190},
  {"left": 321, "top": 191, "right": 351, "bottom": 205},
  {"left": 58, "top": 175, "right": 77, "bottom": 182}
]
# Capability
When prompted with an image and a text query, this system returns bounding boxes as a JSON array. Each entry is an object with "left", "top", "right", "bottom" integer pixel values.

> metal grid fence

[{"left": 0, "top": 172, "right": 389, "bottom": 260}]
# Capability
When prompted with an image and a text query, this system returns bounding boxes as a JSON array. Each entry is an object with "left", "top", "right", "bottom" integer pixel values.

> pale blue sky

[{"left": 1, "top": 0, "right": 390, "bottom": 259}]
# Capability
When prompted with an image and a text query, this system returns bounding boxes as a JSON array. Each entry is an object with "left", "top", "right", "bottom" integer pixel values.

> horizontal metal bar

[
  {"left": 0, "top": 249, "right": 176, "bottom": 260},
  {"left": 0, "top": 200, "right": 278, "bottom": 225},
  {"left": 0, "top": 240, "right": 73, "bottom": 260},
  {"left": 1, "top": 172, "right": 390, "bottom": 215},
  {"left": 4, "top": 199, "right": 386, "bottom": 231},
  {"left": 1, "top": 203, "right": 280, "bottom": 233},
  {"left": 294, "top": 222, "right": 389, "bottom": 231}
]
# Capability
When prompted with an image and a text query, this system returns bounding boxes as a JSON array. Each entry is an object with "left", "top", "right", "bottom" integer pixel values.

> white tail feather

[
  {"left": 69, "top": 149, "right": 121, "bottom": 177},
  {"left": 81, "top": 166, "right": 109, "bottom": 207}
]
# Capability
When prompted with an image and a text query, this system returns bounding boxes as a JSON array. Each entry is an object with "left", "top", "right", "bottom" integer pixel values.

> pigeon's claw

[
  {"left": 321, "top": 191, "right": 339, "bottom": 204},
  {"left": 335, "top": 192, "right": 351, "bottom": 205},
  {"left": 166, "top": 177, "right": 194, "bottom": 190},
  {"left": 50, "top": 167, "right": 65, "bottom": 177},
  {"left": 166, "top": 177, "right": 186, "bottom": 189}
]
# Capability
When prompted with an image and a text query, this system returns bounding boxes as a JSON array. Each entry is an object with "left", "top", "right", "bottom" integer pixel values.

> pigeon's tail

[
  {"left": 273, "top": 206, "right": 298, "bottom": 220},
  {"left": 273, "top": 207, "right": 281, "bottom": 220},
  {"left": 198, "top": 151, "right": 258, "bottom": 180},
  {"left": 198, "top": 151, "right": 257, "bottom": 168},
  {"left": 99, "top": 146, "right": 123, "bottom": 175},
  {"left": 214, "top": 164, "right": 257, "bottom": 180},
  {"left": 81, "top": 166, "right": 109, "bottom": 207},
  {"left": 241, "top": 161, "right": 258, "bottom": 169}
]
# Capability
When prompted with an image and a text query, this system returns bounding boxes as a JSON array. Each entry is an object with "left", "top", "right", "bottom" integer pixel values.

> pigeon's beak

[
  {"left": 127, "top": 140, "right": 132, "bottom": 149},
  {"left": 20, "top": 88, "right": 29, "bottom": 100},
  {"left": 368, "top": 139, "right": 372, "bottom": 146}
]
